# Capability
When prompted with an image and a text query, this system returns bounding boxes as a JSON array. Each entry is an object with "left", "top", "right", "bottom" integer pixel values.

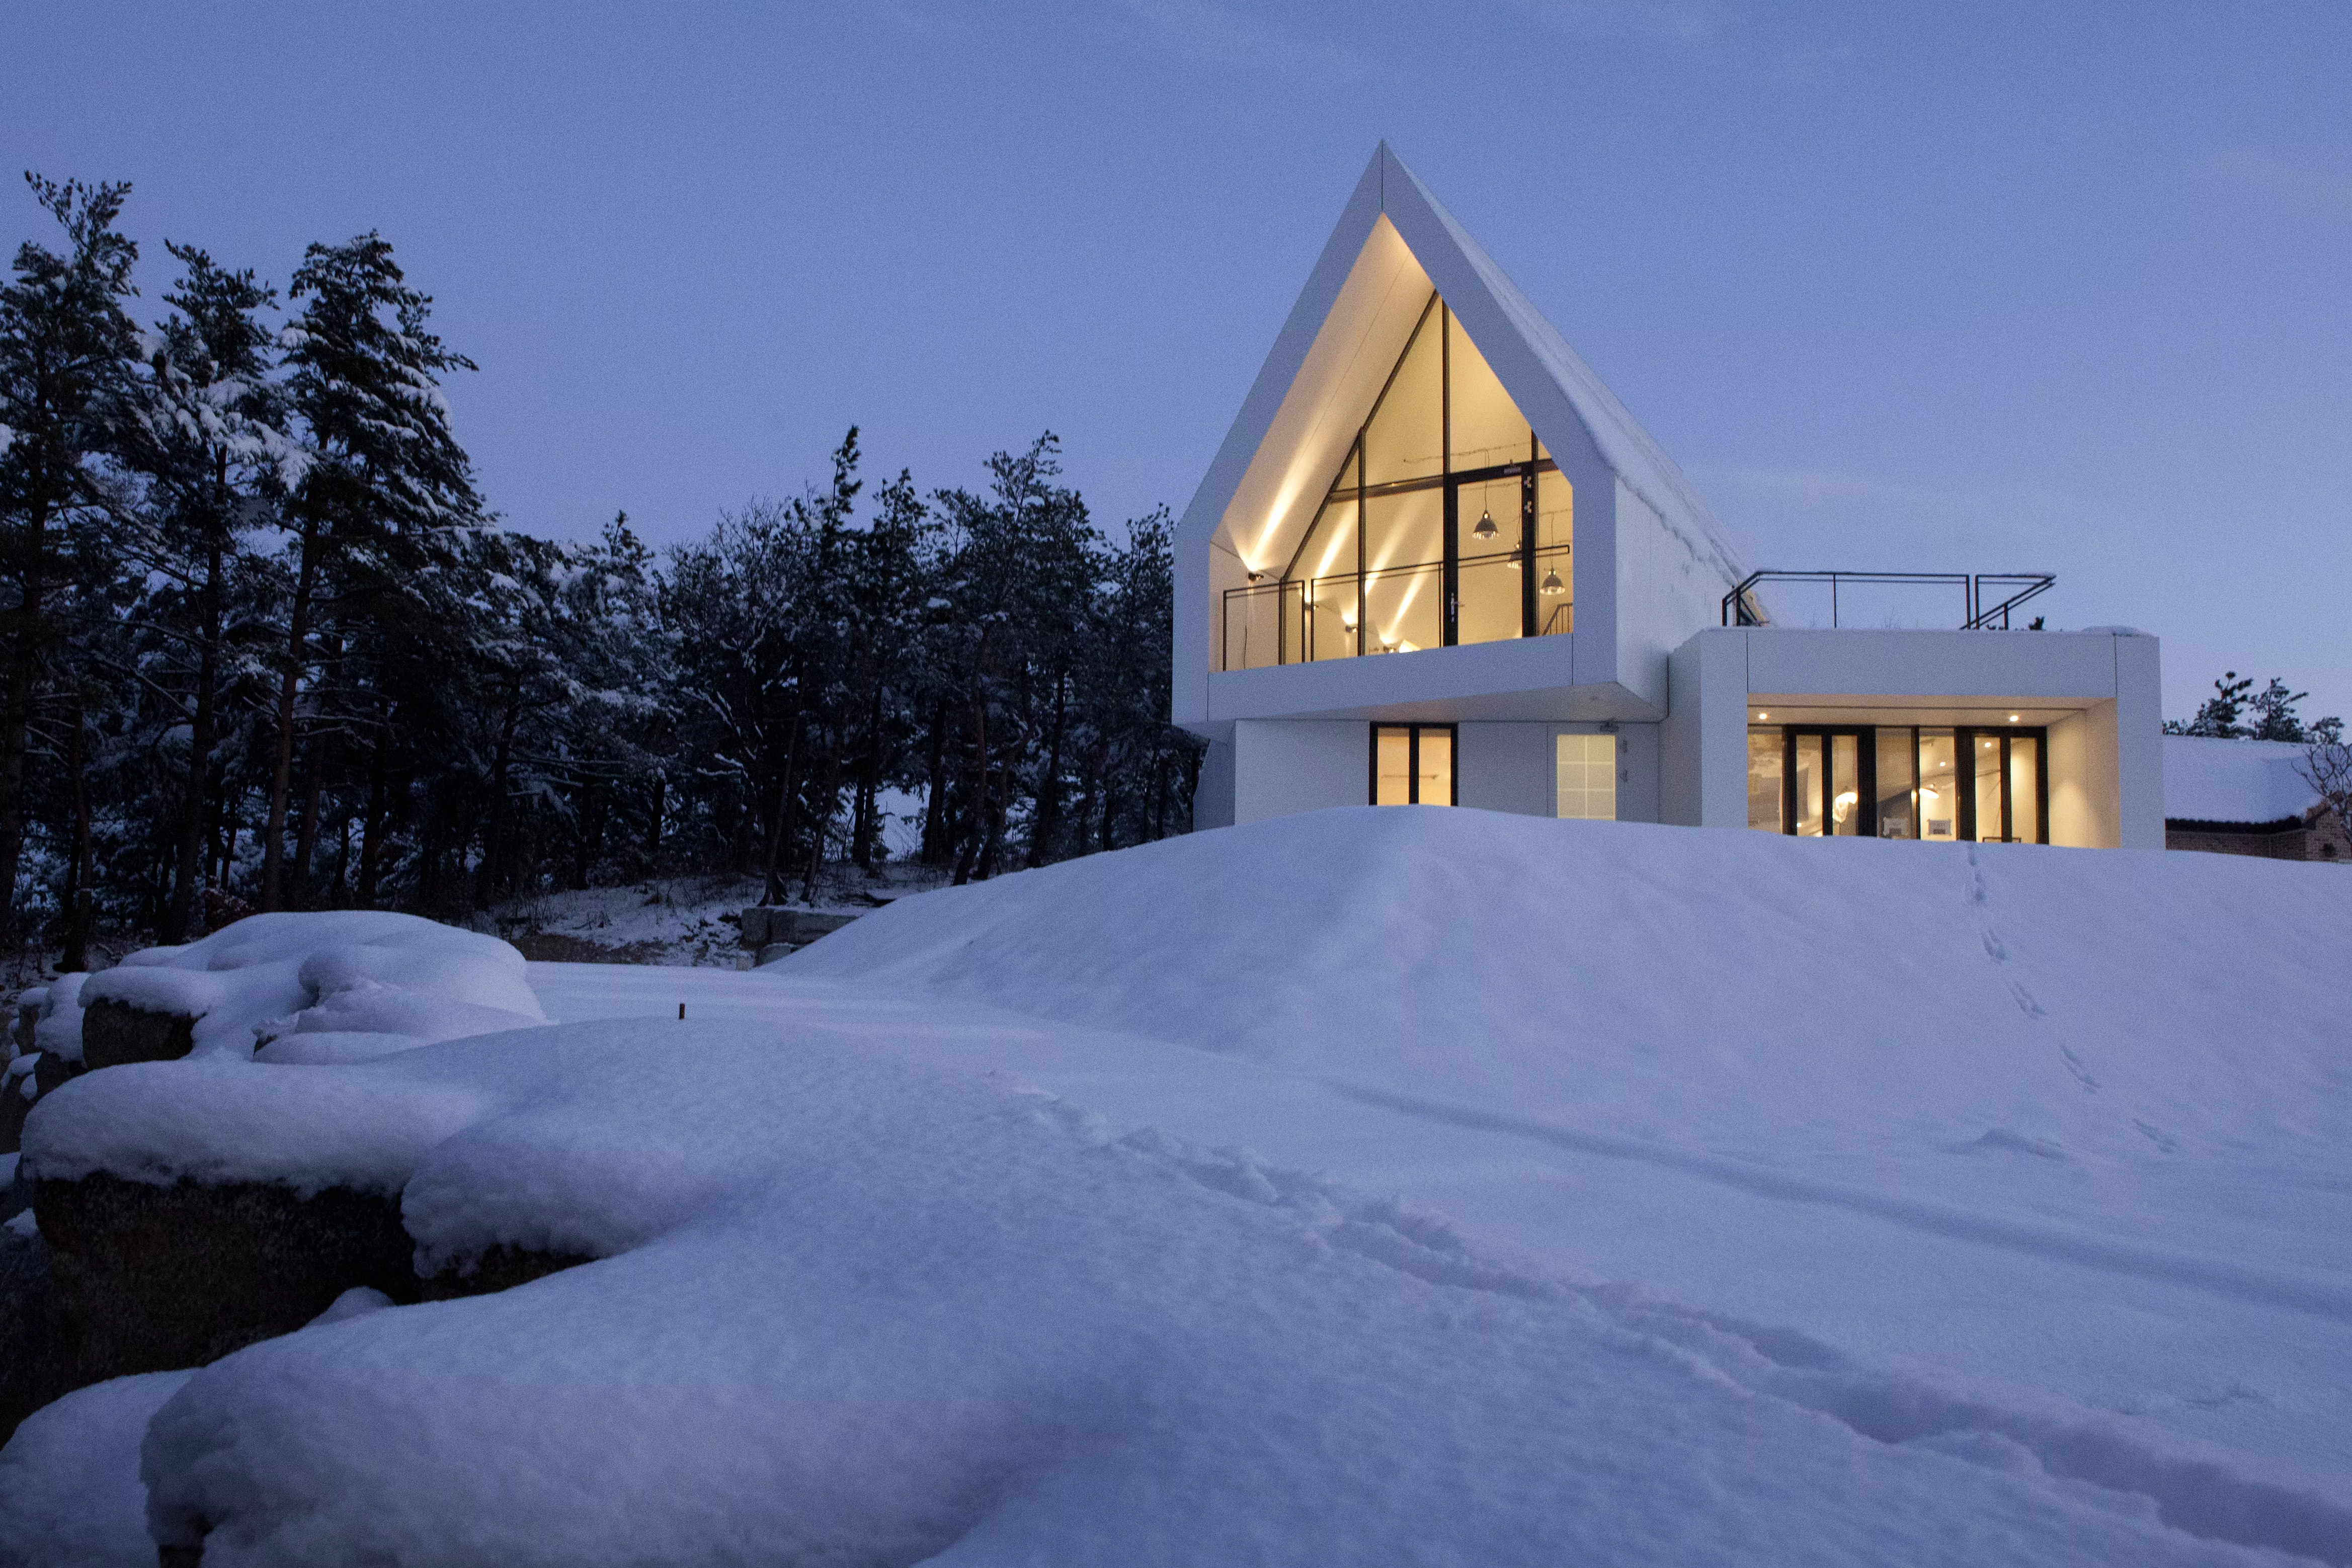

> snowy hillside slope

[
  {"left": 787, "top": 808, "right": 2349, "bottom": 1166},
  {"left": 6, "top": 1023, "right": 2331, "bottom": 1566},
  {"left": 761, "top": 808, "right": 2352, "bottom": 1518},
  {"left": 6, "top": 811, "right": 2347, "bottom": 1562}
]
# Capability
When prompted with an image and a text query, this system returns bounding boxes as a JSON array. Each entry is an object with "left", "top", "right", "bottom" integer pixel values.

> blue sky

[{"left": 7, "top": 2, "right": 2348, "bottom": 722}]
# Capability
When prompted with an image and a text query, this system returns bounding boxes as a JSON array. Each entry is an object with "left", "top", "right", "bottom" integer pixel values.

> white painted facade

[{"left": 1174, "top": 146, "right": 2164, "bottom": 850}]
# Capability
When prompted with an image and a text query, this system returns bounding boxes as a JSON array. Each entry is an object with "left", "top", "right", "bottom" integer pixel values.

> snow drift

[
  {"left": 5, "top": 811, "right": 2349, "bottom": 1564},
  {"left": 5, "top": 1024, "right": 2303, "bottom": 1566},
  {"left": 786, "top": 807, "right": 2352, "bottom": 1165}
]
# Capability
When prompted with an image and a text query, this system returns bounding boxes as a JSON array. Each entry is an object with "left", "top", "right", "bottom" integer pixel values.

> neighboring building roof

[{"left": 2161, "top": 734, "right": 2320, "bottom": 826}]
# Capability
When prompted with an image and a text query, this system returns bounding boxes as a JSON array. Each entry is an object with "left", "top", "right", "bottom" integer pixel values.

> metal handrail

[
  {"left": 1721, "top": 570, "right": 2054, "bottom": 630},
  {"left": 1222, "top": 544, "right": 1572, "bottom": 670}
]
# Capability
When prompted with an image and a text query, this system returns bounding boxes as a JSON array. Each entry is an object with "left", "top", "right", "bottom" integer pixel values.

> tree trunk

[
  {"left": 800, "top": 749, "right": 844, "bottom": 904},
  {"left": 953, "top": 675, "right": 989, "bottom": 886},
  {"left": 921, "top": 699, "right": 951, "bottom": 866},
  {"left": 358, "top": 732, "right": 391, "bottom": 908},
  {"left": 212, "top": 781, "right": 238, "bottom": 894},
  {"left": 0, "top": 546, "right": 48, "bottom": 942},
  {"left": 290, "top": 730, "right": 329, "bottom": 910},
  {"left": 852, "top": 688, "right": 884, "bottom": 871},
  {"left": 60, "top": 702, "right": 93, "bottom": 971},
  {"left": 573, "top": 778, "right": 597, "bottom": 890},
  {"left": 760, "top": 705, "right": 805, "bottom": 905},
  {"left": 163, "top": 542, "right": 224, "bottom": 944},
  {"left": 331, "top": 812, "right": 353, "bottom": 905},
  {"left": 260, "top": 517, "right": 320, "bottom": 911},
  {"left": 646, "top": 773, "right": 665, "bottom": 872},
  {"left": 1029, "top": 668, "right": 1070, "bottom": 868},
  {"left": 476, "top": 701, "right": 520, "bottom": 909}
]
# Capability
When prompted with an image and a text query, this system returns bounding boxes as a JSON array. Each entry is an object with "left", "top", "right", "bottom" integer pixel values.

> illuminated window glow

[
  {"left": 1555, "top": 733, "right": 1617, "bottom": 820},
  {"left": 1222, "top": 294, "right": 1571, "bottom": 670}
]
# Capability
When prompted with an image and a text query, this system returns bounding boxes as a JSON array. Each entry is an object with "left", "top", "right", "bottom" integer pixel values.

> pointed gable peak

[{"left": 1181, "top": 144, "right": 1744, "bottom": 590}]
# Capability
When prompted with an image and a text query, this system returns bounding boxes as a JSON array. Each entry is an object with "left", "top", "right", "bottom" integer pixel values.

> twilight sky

[{"left": 6, "top": 2, "right": 2348, "bottom": 722}]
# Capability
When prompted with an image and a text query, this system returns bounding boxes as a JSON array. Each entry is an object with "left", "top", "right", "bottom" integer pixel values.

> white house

[{"left": 1173, "top": 145, "right": 2164, "bottom": 849}]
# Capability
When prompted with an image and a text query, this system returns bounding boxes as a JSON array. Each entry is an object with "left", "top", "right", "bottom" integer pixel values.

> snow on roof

[{"left": 2161, "top": 734, "right": 2320, "bottom": 825}]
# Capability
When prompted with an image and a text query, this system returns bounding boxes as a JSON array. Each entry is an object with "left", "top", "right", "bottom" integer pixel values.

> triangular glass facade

[{"left": 1257, "top": 295, "right": 1571, "bottom": 665}]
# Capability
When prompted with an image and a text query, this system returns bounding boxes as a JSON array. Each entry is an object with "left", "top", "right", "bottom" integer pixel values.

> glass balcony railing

[{"left": 1220, "top": 543, "right": 1571, "bottom": 672}]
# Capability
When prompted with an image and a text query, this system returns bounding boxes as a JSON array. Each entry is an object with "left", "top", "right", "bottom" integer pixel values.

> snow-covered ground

[
  {"left": 485, "top": 860, "right": 944, "bottom": 967},
  {"left": 545, "top": 810, "right": 2352, "bottom": 1556},
  {"left": 4, "top": 808, "right": 2347, "bottom": 1563}
]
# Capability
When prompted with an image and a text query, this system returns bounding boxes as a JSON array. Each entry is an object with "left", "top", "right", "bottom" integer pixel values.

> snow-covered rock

[
  {"left": 76, "top": 913, "right": 544, "bottom": 1065},
  {"left": 0, "top": 1371, "right": 191, "bottom": 1568}
]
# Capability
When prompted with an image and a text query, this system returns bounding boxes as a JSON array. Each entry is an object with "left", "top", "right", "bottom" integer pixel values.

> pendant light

[
  {"left": 1539, "top": 565, "right": 1565, "bottom": 596},
  {"left": 1472, "top": 508, "right": 1497, "bottom": 541}
]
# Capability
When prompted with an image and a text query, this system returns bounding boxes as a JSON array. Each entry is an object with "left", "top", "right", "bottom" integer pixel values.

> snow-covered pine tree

[
  {"left": 0, "top": 176, "right": 141, "bottom": 941},
  {"left": 118, "top": 243, "right": 293, "bottom": 939},
  {"left": 269, "top": 232, "right": 483, "bottom": 910},
  {"left": 2166, "top": 672, "right": 2254, "bottom": 737}
]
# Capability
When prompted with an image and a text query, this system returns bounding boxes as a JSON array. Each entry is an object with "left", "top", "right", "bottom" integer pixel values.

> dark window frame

[
  {"left": 1756, "top": 723, "right": 2050, "bottom": 844},
  {"left": 1368, "top": 723, "right": 1460, "bottom": 806},
  {"left": 1277, "top": 295, "right": 1561, "bottom": 655}
]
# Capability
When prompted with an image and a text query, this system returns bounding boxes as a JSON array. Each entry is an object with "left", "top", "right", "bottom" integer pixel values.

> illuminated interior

[
  {"left": 1371, "top": 725, "right": 1454, "bottom": 806},
  {"left": 1223, "top": 294, "right": 1571, "bottom": 668},
  {"left": 1747, "top": 724, "right": 2048, "bottom": 843},
  {"left": 1555, "top": 733, "right": 1617, "bottom": 820}
]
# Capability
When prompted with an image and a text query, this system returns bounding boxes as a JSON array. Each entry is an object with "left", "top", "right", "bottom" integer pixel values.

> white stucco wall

[
  {"left": 2112, "top": 632, "right": 2165, "bottom": 850},
  {"left": 1662, "top": 632, "right": 1750, "bottom": 829},
  {"left": 1227, "top": 717, "right": 1659, "bottom": 826},
  {"left": 2046, "top": 704, "right": 2113, "bottom": 848},
  {"left": 1456, "top": 723, "right": 1552, "bottom": 817},
  {"left": 1232, "top": 720, "right": 1367, "bottom": 824},
  {"left": 1194, "top": 736, "right": 1237, "bottom": 831}
]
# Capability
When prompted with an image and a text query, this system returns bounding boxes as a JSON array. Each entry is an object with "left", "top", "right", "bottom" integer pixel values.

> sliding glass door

[{"left": 1751, "top": 724, "right": 2047, "bottom": 843}]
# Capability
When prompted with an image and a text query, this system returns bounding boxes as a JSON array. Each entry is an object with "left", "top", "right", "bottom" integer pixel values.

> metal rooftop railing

[{"left": 1722, "top": 571, "right": 2055, "bottom": 631}]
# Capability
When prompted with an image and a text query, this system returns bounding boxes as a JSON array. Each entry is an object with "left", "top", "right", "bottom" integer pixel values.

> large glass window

[
  {"left": 1224, "top": 293, "right": 1572, "bottom": 669},
  {"left": 1556, "top": 733, "right": 1617, "bottom": 820},
  {"left": 1829, "top": 733, "right": 1862, "bottom": 836},
  {"left": 1874, "top": 729, "right": 1917, "bottom": 839},
  {"left": 1917, "top": 729, "right": 1959, "bottom": 841},
  {"left": 1747, "top": 724, "right": 2047, "bottom": 844},
  {"left": 1792, "top": 734, "right": 1824, "bottom": 836},
  {"left": 1447, "top": 318, "right": 1530, "bottom": 472},
  {"left": 1371, "top": 724, "right": 1455, "bottom": 806},
  {"left": 2008, "top": 737, "right": 2041, "bottom": 845},
  {"left": 1361, "top": 488, "right": 1443, "bottom": 655},
  {"left": 1363, "top": 307, "right": 1443, "bottom": 490},
  {"left": 1973, "top": 734, "right": 2005, "bottom": 843},
  {"left": 1747, "top": 730, "right": 1784, "bottom": 831}
]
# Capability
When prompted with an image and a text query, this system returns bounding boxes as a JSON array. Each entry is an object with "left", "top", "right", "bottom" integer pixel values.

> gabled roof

[
  {"left": 1178, "top": 142, "right": 1745, "bottom": 601},
  {"left": 1374, "top": 148, "right": 1740, "bottom": 574}
]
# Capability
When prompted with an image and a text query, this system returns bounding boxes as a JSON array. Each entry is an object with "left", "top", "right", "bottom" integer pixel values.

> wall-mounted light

[{"left": 1473, "top": 509, "right": 1497, "bottom": 541}]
